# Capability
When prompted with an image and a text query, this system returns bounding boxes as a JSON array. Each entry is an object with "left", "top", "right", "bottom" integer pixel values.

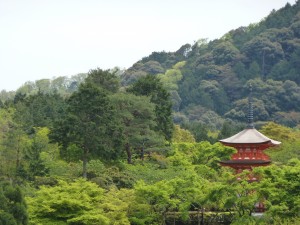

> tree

[
  {"left": 0, "top": 90, "right": 15, "bottom": 103},
  {"left": 242, "top": 36, "right": 284, "bottom": 77},
  {"left": 217, "top": 121, "right": 244, "bottom": 140},
  {"left": 35, "top": 79, "right": 51, "bottom": 93},
  {"left": 260, "top": 122, "right": 300, "bottom": 163},
  {"left": 207, "top": 170, "right": 261, "bottom": 223},
  {"left": 181, "top": 121, "right": 212, "bottom": 142},
  {"left": 212, "top": 41, "right": 242, "bottom": 65},
  {"left": 134, "top": 174, "right": 207, "bottom": 225},
  {"left": 50, "top": 82, "right": 123, "bottom": 178},
  {"left": 198, "top": 80, "right": 230, "bottom": 114},
  {"left": 254, "top": 159, "right": 300, "bottom": 219},
  {"left": 68, "top": 73, "right": 88, "bottom": 93},
  {"left": 110, "top": 93, "right": 164, "bottom": 163},
  {"left": 0, "top": 107, "right": 31, "bottom": 178},
  {"left": 85, "top": 68, "right": 120, "bottom": 93},
  {"left": 172, "top": 125, "right": 195, "bottom": 143},
  {"left": 157, "top": 62, "right": 185, "bottom": 111},
  {"left": 0, "top": 180, "right": 28, "bottom": 225},
  {"left": 183, "top": 105, "right": 225, "bottom": 130},
  {"left": 225, "top": 97, "right": 270, "bottom": 122},
  {"left": 128, "top": 75, "right": 173, "bottom": 142},
  {"left": 157, "top": 61, "right": 185, "bottom": 91},
  {"left": 50, "top": 76, "right": 71, "bottom": 96},
  {"left": 12, "top": 91, "right": 67, "bottom": 134},
  {"left": 170, "top": 142, "right": 235, "bottom": 171},
  {"left": 26, "top": 179, "right": 132, "bottom": 225},
  {"left": 23, "top": 127, "right": 50, "bottom": 180}
]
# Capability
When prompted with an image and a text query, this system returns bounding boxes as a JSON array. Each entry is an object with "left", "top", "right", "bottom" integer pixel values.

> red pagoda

[
  {"left": 219, "top": 85, "right": 281, "bottom": 180},
  {"left": 219, "top": 85, "right": 281, "bottom": 212}
]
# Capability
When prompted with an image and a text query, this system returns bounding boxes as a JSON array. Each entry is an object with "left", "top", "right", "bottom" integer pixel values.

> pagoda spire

[{"left": 247, "top": 83, "right": 254, "bottom": 129}]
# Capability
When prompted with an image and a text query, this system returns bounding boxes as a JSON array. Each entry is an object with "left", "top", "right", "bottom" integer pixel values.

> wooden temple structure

[
  {"left": 219, "top": 85, "right": 281, "bottom": 211},
  {"left": 219, "top": 128, "right": 280, "bottom": 180},
  {"left": 219, "top": 84, "right": 281, "bottom": 175}
]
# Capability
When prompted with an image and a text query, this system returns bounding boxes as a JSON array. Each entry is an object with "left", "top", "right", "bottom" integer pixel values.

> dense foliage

[
  {"left": 0, "top": 180, "right": 28, "bottom": 225},
  {"left": 119, "top": 1, "right": 300, "bottom": 130},
  {"left": 0, "top": 2, "right": 300, "bottom": 225}
]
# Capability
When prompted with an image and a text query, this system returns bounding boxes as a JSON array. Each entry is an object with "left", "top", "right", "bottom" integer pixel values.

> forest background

[{"left": 1, "top": 2, "right": 300, "bottom": 225}]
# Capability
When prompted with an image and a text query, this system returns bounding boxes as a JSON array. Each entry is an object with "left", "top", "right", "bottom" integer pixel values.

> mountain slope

[{"left": 122, "top": 1, "right": 300, "bottom": 129}]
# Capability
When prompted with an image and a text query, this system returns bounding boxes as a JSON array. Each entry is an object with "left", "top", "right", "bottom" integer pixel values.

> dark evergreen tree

[
  {"left": 217, "top": 121, "right": 244, "bottom": 140},
  {"left": 50, "top": 82, "right": 123, "bottom": 178},
  {"left": 12, "top": 91, "right": 67, "bottom": 134},
  {"left": 110, "top": 93, "right": 164, "bottom": 163},
  {"left": 25, "top": 141, "right": 49, "bottom": 180},
  {"left": 0, "top": 181, "right": 28, "bottom": 225},
  {"left": 85, "top": 68, "right": 120, "bottom": 93},
  {"left": 128, "top": 75, "right": 173, "bottom": 142},
  {"left": 182, "top": 121, "right": 212, "bottom": 143}
]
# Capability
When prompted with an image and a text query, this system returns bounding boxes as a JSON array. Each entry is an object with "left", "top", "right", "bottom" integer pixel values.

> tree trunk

[
  {"left": 82, "top": 148, "right": 88, "bottom": 178},
  {"left": 16, "top": 132, "right": 22, "bottom": 170},
  {"left": 262, "top": 49, "right": 266, "bottom": 81},
  {"left": 162, "top": 212, "right": 166, "bottom": 225},
  {"left": 125, "top": 143, "right": 132, "bottom": 164},
  {"left": 140, "top": 147, "right": 144, "bottom": 160},
  {"left": 201, "top": 207, "right": 204, "bottom": 225}
]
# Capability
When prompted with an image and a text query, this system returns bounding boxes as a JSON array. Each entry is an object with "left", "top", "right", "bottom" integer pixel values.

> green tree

[
  {"left": 157, "top": 61, "right": 185, "bottom": 91},
  {"left": 212, "top": 41, "right": 242, "bottom": 65},
  {"left": 217, "top": 120, "right": 244, "bottom": 140},
  {"left": 12, "top": 91, "right": 67, "bottom": 134},
  {"left": 208, "top": 170, "right": 260, "bottom": 220},
  {"left": 50, "top": 83, "right": 123, "bottom": 178},
  {"left": 260, "top": 122, "right": 296, "bottom": 141},
  {"left": 172, "top": 125, "right": 195, "bottom": 143},
  {"left": 243, "top": 36, "right": 284, "bottom": 77},
  {"left": 50, "top": 76, "right": 71, "bottom": 96},
  {"left": 260, "top": 122, "right": 300, "bottom": 163},
  {"left": 110, "top": 93, "right": 163, "bottom": 163},
  {"left": 0, "top": 181, "right": 28, "bottom": 225},
  {"left": 35, "top": 79, "right": 51, "bottom": 93},
  {"left": 225, "top": 97, "right": 270, "bottom": 122},
  {"left": 198, "top": 80, "right": 230, "bottom": 114},
  {"left": 169, "top": 142, "right": 235, "bottom": 171},
  {"left": 26, "top": 179, "right": 132, "bottom": 225},
  {"left": 183, "top": 105, "right": 225, "bottom": 130},
  {"left": 23, "top": 127, "right": 50, "bottom": 181},
  {"left": 111, "top": 93, "right": 163, "bottom": 163},
  {"left": 0, "top": 107, "right": 31, "bottom": 178},
  {"left": 128, "top": 75, "right": 173, "bottom": 142},
  {"left": 134, "top": 174, "right": 207, "bottom": 225},
  {"left": 85, "top": 68, "right": 120, "bottom": 93},
  {"left": 0, "top": 90, "right": 15, "bottom": 103},
  {"left": 255, "top": 159, "right": 300, "bottom": 218},
  {"left": 181, "top": 121, "right": 212, "bottom": 142}
]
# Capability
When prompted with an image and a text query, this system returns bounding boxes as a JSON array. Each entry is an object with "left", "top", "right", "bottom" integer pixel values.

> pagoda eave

[
  {"left": 220, "top": 141, "right": 279, "bottom": 151},
  {"left": 219, "top": 160, "right": 271, "bottom": 167}
]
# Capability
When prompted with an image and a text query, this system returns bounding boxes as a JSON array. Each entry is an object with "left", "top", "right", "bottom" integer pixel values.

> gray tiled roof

[{"left": 219, "top": 128, "right": 281, "bottom": 145}]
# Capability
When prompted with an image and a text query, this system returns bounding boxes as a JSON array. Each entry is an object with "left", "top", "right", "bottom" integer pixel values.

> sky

[{"left": 0, "top": 0, "right": 297, "bottom": 91}]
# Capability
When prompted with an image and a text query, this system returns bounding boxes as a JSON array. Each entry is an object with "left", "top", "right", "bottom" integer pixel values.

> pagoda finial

[{"left": 247, "top": 83, "right": 254, "bottom": 129}]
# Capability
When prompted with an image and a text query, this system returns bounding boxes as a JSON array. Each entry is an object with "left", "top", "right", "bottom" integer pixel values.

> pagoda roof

[
  {"left": 219, "top": 128, "right": 281, "bottom": 146},
  {"left": 219, "top": 159, "right": 271, "bottom": 165}
]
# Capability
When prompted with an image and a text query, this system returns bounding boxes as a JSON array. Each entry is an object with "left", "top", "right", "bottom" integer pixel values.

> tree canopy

[{"left": 0, "top": 2, "right": 300, "bottom": 225}]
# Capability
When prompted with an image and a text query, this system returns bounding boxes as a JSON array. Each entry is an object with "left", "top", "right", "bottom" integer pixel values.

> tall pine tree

[{"left": 128, "top": 75, "right": 173, "bottom": 142}]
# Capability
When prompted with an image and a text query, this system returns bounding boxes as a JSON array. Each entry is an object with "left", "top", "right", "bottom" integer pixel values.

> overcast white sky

[{"left": 0, "top": 0, "right": 296, "bottom": 91}]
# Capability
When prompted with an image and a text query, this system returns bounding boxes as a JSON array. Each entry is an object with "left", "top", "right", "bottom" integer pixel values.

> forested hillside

[
  {"left": 0, "top": 2, "right": 300, "bottom": 225},
  {"left": 1, "top": 1, "right": 300, "bottom": 133},
  {"left": 122, "top": 1, "right": 300, "bottom": 132}
]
